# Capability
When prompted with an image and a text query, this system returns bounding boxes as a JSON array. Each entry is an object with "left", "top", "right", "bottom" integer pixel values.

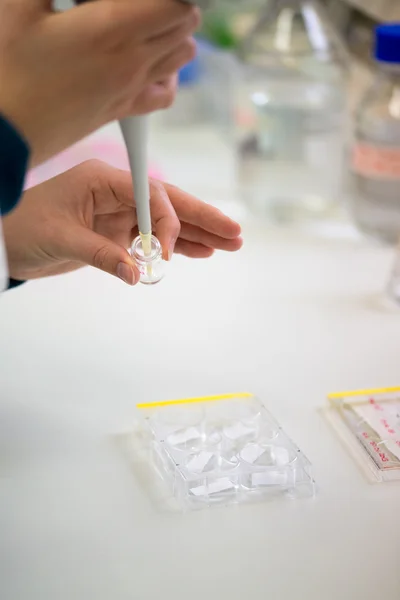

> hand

[
  {"left": 0, "top": 0, "right": 199, "bottom": 165},
  {"left": 2, "top": 160, "right": 243, "bottom": 285}
]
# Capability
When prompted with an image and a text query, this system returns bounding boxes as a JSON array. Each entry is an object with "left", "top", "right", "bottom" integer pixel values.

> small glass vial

[
  {"left": 349, "top": 24, "right": 400, "bottom": 244},
  {"left": 130, "top": 235, "right": 165, "bottom": 285}
]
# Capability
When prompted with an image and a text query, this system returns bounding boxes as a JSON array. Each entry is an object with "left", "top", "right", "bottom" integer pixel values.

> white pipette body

[
  {"left": 119, "top": 116, "right": 152, "bottom": 257},
  {"left": 119, "top": 1, "right": 211, "bottom": 259}
]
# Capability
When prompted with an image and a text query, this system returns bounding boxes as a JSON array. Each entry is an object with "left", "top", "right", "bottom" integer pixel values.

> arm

[{"left": 3, "top": 160, "right": 242, "bottom": 285}]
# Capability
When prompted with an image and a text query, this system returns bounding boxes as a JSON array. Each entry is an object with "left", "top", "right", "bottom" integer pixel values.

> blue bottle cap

[
  {"left": 178, "top": 41, "right": 201, "bottom": 86},
  {"left": 178, "top": 56, "right": 201, "bottom": 86},
  {"left": 375, "top": 23, "right": 400, "bottom": 64}
]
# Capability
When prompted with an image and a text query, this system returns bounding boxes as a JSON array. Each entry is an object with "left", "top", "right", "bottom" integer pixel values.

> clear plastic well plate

[
  {"left": 122, "top": 393, "right": 315, "bottom": 510},
  {"left": 325, "top": 387, "right": 400, "bottom": 482}
]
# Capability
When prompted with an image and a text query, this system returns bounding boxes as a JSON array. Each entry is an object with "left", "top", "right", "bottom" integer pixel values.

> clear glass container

[
  {"left": 130, "top": 235, "right": 165, "bottom": 285},
  {"left": 235, "top": 0, "right": 348, "bottom": 224},
  {"left": 349, "top": 28, "right": 400, "bottom": 244},
  {"left": 349, "top": 24, "right": 400, "bottom": 307}
]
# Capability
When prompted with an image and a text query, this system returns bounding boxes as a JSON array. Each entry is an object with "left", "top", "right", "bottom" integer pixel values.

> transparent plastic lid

[
  {"left": 119, "top": 393, "right": 315, "bottom": 510},
  {"left": 325, "top": 387, "right": 400, "bottom": 482}
]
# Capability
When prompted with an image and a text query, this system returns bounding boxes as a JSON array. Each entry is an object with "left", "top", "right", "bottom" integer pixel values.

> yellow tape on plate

[
  {"left": 137, "top": 392, "right": 254, "bottom": 410},
  {"left": 328, "top": 386, "right": 400, "bottom": 401}
]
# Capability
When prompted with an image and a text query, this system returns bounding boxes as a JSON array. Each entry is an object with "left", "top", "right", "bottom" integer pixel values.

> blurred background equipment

[
  {"left": 347, "top": 23, "right": 400, "bottom": 306},
  {"left": 234, "top": 0, "right": 348, "bottom": 224},
  {"left": 350, "top": 23, "right": 400, "bottom": 245}
]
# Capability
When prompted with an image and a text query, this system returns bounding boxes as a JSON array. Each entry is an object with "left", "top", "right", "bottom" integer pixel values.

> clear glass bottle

[
  {"left": 235, "top": 0, "right": 348, "bottom": 224},
  {"left": 130, "top": 235, "right": 165, "bottom": 285},
  {"left": 349, "top": 24, "right": 400, "bottom": 245}
]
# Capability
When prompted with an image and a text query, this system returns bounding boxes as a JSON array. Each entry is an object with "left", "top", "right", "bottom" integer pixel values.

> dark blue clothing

[
  {"left": 0, "top": 114, "right": 30, "bottom": 289},
  {"left": 0, "top": 115, "right": 29, "bottom": 216}
]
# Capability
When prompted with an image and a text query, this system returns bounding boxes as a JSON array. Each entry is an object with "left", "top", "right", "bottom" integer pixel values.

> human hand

[
  {"left": 0, "top": 0, "right": 199, "bottom": 165},
  {"left": 2, "top": 160, "right": 243, "bottom": 284}
]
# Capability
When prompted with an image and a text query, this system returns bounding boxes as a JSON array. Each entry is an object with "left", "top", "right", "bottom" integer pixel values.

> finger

[
  {"left": 146, "top": 6, "right": 200, "bottom": 45},
  {"left": 150, "top": 38, "right": 196, "bottom": 81},
  {"left": 162, "top": 184, "right": 242, "bottom": 239},
  {"left": 179, "top": 223, "right": 243, "bottom": 251},
  {"left": 73, "top": 0, "right": 199, "bottom": 43},
  {"left": 174, "top": 239, "right": 214, "bottom": 259},
  {"left": 118, "top": 0, "right": 199, "bottom": 40},
  {"left": 149, "top": 180, "right": 181, "bottom": 261},
  {"left": 131, "top": 76, "right": 178, "bottom": 113},
  {"left": 103, "top": 169, "right": 181, "bottom": 259},
  {"left": 66, "top": 226, "right": 139, "bottom": 285}
]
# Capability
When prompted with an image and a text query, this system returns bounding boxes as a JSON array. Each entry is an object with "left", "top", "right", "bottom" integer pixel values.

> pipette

[
  {"left": 75, "top": 0, "right": 210, "bottom": 278},
  {"left": 119, "top": 117, "right": 153, "bottom": 270},
  {"left": 119, "top": 0, "right": 209, "bottom": 274}
]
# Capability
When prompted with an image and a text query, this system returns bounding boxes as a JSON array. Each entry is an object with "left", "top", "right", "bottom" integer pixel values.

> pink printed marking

[{"left": 369, "top": 440, "right": 389, "bottom": 463}]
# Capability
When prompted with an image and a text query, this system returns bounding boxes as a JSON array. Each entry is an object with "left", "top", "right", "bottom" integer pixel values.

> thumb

[{"left": 68, "top": 227, "right": 139, "bottom": 286}]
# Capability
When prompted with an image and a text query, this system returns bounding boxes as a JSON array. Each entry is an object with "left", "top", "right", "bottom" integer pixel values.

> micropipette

[
  {"left": 119, "top": 117, "right": 152, "bottom": 264},
  {"left": 75, "top": 0, "right": 210, "bottom": 275},
  {"left": 119, "top": 0, "right": 210, "bottom": 269}
]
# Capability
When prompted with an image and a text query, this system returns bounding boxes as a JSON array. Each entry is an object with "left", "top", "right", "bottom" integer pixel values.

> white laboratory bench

[{"left": 1, "top": 123, "right": 400, "bottom": 600}]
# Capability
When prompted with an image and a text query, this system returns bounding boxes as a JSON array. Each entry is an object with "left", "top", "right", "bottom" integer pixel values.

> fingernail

[{"left": 117, "top": 262, "right": 136, "bottom": 286}]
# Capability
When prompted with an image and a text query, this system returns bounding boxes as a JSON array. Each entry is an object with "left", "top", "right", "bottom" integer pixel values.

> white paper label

[
  {"left": 224, "top": 422, "right": 255, "bottom": 440},
  {"left": 240, "top": 444, "right": 265, "bottom": 464},
  {"left": 186, "top": 451, "right": 214, "bottom": 473},
  {"left": 190, "top": 477, "right": 234, "bottom": 497},
  {"left": 251, "top": 471, "right": 287, "bottom": 486},
  {"left": 167, "top": 427, "right": 199, "bottom": 446}
]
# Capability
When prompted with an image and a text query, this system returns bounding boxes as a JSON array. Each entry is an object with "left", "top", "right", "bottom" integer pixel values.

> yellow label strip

[
  {"left": 137, "top": 392, "right": 254, "bottom": 410},
  {"left": 328, "top": 386, "right": 400, "bottom": 401}
]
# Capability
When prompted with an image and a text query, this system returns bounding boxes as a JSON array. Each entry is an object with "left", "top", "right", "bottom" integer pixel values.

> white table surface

[{"left": 2, "top": 123, "right": 400, "bottom": 600}]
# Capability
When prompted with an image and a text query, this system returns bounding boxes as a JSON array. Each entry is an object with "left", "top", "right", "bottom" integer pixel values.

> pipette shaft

[{"left": 119, "top": 116, "right": 152, "bottom": 257}]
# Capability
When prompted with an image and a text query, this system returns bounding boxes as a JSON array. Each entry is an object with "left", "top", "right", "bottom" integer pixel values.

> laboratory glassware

[{"left": 235, "top": 0, "right": 348, "bottom": 224}]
